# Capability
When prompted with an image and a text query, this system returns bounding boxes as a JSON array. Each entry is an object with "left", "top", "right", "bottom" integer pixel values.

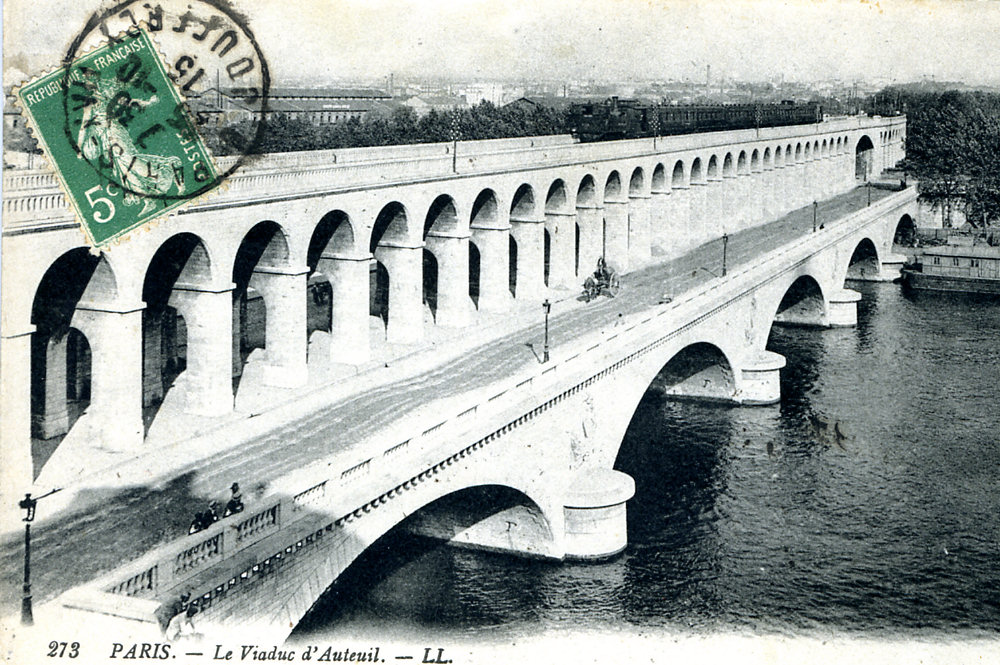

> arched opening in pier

[
  {"left": 508, "top": 236, "right": 518, "bottom": 297},
  {"left": 370, "top": 202, "right": 410, "bottom": 339},
  {"left": 291, "top": 485, "right": 555, "bottom": 636},
  {"left": 142, "top": 233, "right": 213, "bottom": 427},
  {"left": 306, "top": 210, "right": 355, "bottom": 358},
  {"left": 893, "top": 214, "right": 916, "bottom": 247},
  {"left": 30, "top": 249, "right": 114, "bottom": 474},
  {"left": 575, "top": 223, "right": 581, "bottom": 276},
  {"left": 772, "top": 275, "right": 826, "bottom": 327},
  {"left": 544, "top": 180, "right": 570, "bottom": 289},
  {"left": 370, "top": 263, "right": 390, "bottom": 324},
  {"left": 422, "top": 248, "right": 439, "bottom": 320},
  {"left": 470, "top": 189, "right": 502, "bottom": 308},
  {"left": 576, "top": 175, "right": 598, "bottom": 278},
  {"left": 543, "top": 229, "right": 552, "bottom": 286},
  {"left": 232, "top": 221, "right": 291, "bottom": 394},
  {"left": 468, "top": 241, "right": 481, "bottom": 309},
  {"left": 845, "top": 238, "right": 880, "bottom": 281},
  {"left": 423, "top": 194, "right": 465, "bottom": 326},
  {"left": 509, "top": 184, "right": 535, "bottom": 297},
  {"left": 855, "top": 135, "right": 874, "bottom": 182}
]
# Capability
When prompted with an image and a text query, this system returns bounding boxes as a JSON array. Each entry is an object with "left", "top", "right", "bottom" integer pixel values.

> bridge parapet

[{"left": 3, "top": 114, "right": 905, "bottom": 233}]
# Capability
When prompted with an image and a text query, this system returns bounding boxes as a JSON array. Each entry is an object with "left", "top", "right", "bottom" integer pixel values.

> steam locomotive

[{"left": 568, "top": 97, "right": 823, "bottom": 142}]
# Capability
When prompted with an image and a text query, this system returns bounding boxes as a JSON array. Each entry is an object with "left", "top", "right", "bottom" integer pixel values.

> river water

[{"left": 294, "top": 281, "right": 1000, "bottom": 642}]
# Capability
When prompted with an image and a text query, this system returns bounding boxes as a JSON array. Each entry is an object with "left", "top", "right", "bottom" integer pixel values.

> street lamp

[
  {"left": 722, "top": 232, "right": 729, "bottom": 276},
  {"left": 867, "top": 181, "right": 872, "bottom": 206},
  {"left": 813, "top": 200, "right": 818, "bottom": 232},
  {"left": 542, "top": 299, "right": 551, "bottom": 363},
  {"left": 450, "top": 109, "right": 460, "bottom": 174},
  {"left": 19, "top": 488, "right": 61, "bottom": 626}
]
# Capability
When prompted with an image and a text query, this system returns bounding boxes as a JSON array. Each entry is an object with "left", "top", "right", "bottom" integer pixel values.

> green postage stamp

[{"left": 16, "top": 27, "right": 218, "bottom": 247}]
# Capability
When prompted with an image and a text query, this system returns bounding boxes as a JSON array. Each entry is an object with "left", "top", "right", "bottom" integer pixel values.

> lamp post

[
  {"left": 867, "top": 181, "right": 872, "bottom": 206},
  {"left": 722, "top": 232, "right": 729, "bottom": 276},
  {"left": 813, "top": 200, "right": 818, "bottom": 232},
  {"left": 542, "top": 299, "right": 551, "bottom": 363},
  {"left": 450, "top": 108, "right": 460, "bottom": 174},
  {"left": 19, "top": 488, "right": 60, "bottom": 626}
]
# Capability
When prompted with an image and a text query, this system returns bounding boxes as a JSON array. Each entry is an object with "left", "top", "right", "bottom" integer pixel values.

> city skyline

[{"left": 4, "top": 0, "right": 1000, "bottom": 90}]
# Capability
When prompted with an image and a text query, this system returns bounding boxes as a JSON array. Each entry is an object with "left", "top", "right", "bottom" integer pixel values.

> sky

[{"left": 4, "top": 0, "right": 1000, "bottom": 88}]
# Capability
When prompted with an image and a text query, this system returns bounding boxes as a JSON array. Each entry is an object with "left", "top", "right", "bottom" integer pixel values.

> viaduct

[{"left": 0, "top": 114, "right": 913, "bottom": 638}]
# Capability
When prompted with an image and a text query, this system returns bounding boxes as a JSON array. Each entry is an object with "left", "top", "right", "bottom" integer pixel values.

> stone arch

[
  {"left": 690, "top": 157, "right": 704, "bottom": 184},
  {"left": 651, "top": 163, "right": 666, "bottom": 192},
  {"left": 309, "top": 211, "right": 356, "bottom": 262},
  {"left": 306, "top": 211, "right": 356, "bottom": 344},
  {"left": 370, "top": 201, "right": 410, "bottom": 254},
  {"left": 604, "top": 170, "right": 623, "bottom": 202},
  {"left": 762, "top": 147, "right": 772, "bottom": 169},
  {"left": 893, "top": 214, "right": 916, "bottom": 246},
  {"left": 576, "top": 174, "right": 597, "bottom": 207},
  {"left": 368, "top": 202, "right": 412, "bottom": 338},
  {"left": 285, "top": 479, "right": 559, "bottom": 633},
  {"left": 671, "top": 160, "right": 686, "bottom": 187},
  {"left": 737, "top": 150, "right": 749, "bottom": 175},
  {"left": 545, "top": 179, "right": 570, "bottom": 214},
  {"left": 855, "top": 135, "right": 875, "bottom": 181},
  {"left": 707, "top": 155, "right": 720, "bottom": 179},
  {"left": 845, "top": 237, "right": 881, "bottom": 281},
  {"left": 812, "top": 140, "right": 820, "bottom": 157},
  {"left": 648, "top": 342, "right": 738, "bottom": 405},
  {"left": 769, "top": 274, "right": 828, "bottom": 329},
  {"left": 751, "top": 149, "right": 761, "bottom": 171},
  {"left": 232, "top": 221, "right": 294, "bottom": 392},
  {"left": 629, "top": 167, "right": 645, "bottom": 196},
  {"left": 29, "top": 249, "right": 119, "bottom": 468},
  {"left": 509, "top": 183, "right": 536, "bottom": 220},
  {"left": 722, "top": 153, "right": 734, "bottom": 178},
  {"left": 140, "top": 232, "right": 219, "bottom": 425},
  {"left": 774, "top": 145, "right": 784, "bottom": 167},
  {"left": 795, "top": 143, "right": 803, "bottom": 162},
  {"left": 424, "top": 194, "right": 461, "bottom": 237},
  {"left": 804, "top": 142, "right": 812, "bottom": 160},
  {"left": 470, "top": 189, "right": 500, "bottom": 229}
]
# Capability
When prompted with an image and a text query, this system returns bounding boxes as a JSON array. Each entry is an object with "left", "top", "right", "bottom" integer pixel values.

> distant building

[
  {"left": 189, "top": 87, "right": 395, "bottom": 127},
  {"left": 401, "top": 94, "right": 467, "bottom": 117}
]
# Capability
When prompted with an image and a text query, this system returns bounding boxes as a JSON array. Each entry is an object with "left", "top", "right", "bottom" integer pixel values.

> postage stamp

[{"left": 16, "top": 27, "right": 218, "bottom": 247}]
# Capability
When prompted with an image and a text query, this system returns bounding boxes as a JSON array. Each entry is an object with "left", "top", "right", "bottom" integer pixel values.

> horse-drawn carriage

[{"left": 583, "top": 258, "right": 620, "bottom": 301}]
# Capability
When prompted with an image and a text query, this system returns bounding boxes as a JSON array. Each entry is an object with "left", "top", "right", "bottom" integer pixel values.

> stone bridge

[
  {"left": 0, "top": 113, "right": 914, "bottom": 639},
  {"left": 1, "top": 115, "right": 904, "bottom": 499}
]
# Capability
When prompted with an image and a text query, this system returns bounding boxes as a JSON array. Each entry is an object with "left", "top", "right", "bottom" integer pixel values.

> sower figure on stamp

[{"left": 76, "top": 65, "right": 185, "bottom": 216}]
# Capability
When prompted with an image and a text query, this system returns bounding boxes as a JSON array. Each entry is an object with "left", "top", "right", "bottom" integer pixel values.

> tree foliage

[
  {"left": 892, "top": 88, "right": 1000, "bottom": 226},
  {"left": 200, "top": 101, "right": 570, "bottom": 156}
]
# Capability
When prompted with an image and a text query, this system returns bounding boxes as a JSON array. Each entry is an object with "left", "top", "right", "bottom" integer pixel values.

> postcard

[{"left": 3, "top": 1, "right": 999, "bottom": 663}]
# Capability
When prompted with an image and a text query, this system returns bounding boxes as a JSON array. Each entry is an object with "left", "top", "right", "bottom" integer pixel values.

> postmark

[
  {"left": 13, "top": 0, "right": 271, "bottom": 247},
  {"left": 17, "top": 28, "right": 217, "bottom": 246},
  {"left": 61, "top": 0, "right": 272, "bottom": 192}
]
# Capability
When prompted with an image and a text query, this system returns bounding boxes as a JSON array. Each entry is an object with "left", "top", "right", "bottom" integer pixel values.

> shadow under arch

[
  {"left": 845, "top": 237, "right": 880, "bottom": 282},
  {"left": 291, "top": 484, "right": 556, "bottom": 637},
  {"left": 770, "top": 274, "right": 827, "bottom": 329},
  {"left": 29, "top": 248, "right": 118, "bottom": 475},
  {"left": 653, "top": 342, "right": 737, "bottom": 404}
]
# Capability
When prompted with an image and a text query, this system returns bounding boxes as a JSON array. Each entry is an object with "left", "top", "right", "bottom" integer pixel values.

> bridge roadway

[{"left": 0, "top": 185, "right": 900, "bottom": 616}]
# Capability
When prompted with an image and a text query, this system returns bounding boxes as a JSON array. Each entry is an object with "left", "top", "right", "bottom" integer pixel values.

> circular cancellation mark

[{"left": 60, "top": 0, "right": 271, "bottom": 203}]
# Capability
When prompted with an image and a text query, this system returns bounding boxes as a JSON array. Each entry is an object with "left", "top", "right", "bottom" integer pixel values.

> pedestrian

[{"left": 224, "top": 483, "right": 244, "bottom": 517}]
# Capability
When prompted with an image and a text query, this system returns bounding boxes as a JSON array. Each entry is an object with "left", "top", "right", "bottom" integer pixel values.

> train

[{"left": 567, "top": 97, "right": 823, "bottom": 142}]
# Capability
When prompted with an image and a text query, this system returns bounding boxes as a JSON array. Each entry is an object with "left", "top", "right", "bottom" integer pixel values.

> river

[{"left": 293, "top": 281, "right": 1000, "bottom": 642}]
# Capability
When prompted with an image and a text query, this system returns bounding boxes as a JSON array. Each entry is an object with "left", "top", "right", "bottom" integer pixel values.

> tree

[{"left": 890, "top": 88, "right": 1000, "bottom": 227}]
